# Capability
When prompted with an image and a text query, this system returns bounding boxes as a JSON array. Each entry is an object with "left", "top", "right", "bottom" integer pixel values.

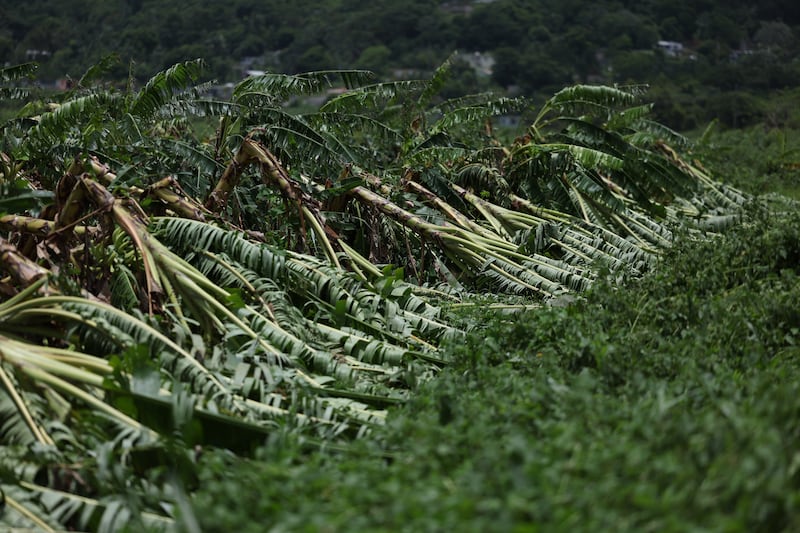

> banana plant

[{"left": 0, "top": 55, "right": 757, "bottom": 530}]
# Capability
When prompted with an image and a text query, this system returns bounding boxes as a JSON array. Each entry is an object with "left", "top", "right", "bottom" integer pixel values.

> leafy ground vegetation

[
  {"left": 692, "top": 109, "right": 800, "bottom": 200},
  {"left": 193, "top": 208, "right": 800, "bottom": 532},
  {"left": 0, "top": 57, "right": 796, "bottom": 531}
]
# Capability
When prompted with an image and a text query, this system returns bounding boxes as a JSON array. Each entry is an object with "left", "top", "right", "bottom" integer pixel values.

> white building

[{"left": 656, "top": 41, "right": 684, "bottom": 57}]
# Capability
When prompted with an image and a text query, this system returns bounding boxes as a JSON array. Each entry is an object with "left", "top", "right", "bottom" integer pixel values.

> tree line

[{"left": 1, "top": 0, "right": 799, "bottom": 125}]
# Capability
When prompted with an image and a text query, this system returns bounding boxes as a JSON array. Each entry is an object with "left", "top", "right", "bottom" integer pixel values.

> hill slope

[{"left": 2, "top": 0, "right": 799, "bottom": 127}]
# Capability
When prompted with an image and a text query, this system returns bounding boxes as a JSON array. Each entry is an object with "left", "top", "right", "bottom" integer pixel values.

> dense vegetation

[
  {"left": 0, "top": 5, "right": 798, "bottom": 529},
  {"left": 693, "top": 121, "right": 800, "bottom": 200},
  {"left": 2, "top": 0, "right": 800, "bottom": 127},
  {"left": 194, "top": 208, "right": 800, "bottom": 531}
]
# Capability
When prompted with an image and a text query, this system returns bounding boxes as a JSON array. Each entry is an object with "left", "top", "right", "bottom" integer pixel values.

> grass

[
  {"left": 694, "top": 124, "right": 800, "bottom": 200},
  {"left": 690, "top": 90, "right": 800, "bottom": 200},
  {"left": 186, "top": 207, "right": 800, "bottom": 532}
]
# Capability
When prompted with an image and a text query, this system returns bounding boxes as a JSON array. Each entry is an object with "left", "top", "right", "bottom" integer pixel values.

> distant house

[
  {"left": 440, "top": 2, "right": 473, "bottom": 14},
  {"left": 238, "top": 56, "right": 264, "bottom": 78},
  {"left": 656, "top": 40, "right": 684, "bottom": 57},
  {"left": 391, "top": 68, "right": 422, "bottom": 80},
  {"left": 25, "top": 49, "right": 51, "bottom": 61},
  {"left": 729, "top": 48, "right": 754, "bottom": 62},
  {"left": 461, "top": 51, "right": 495, "bottom": 76}
]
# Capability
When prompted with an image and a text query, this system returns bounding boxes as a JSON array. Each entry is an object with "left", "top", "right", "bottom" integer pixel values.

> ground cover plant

[
  {"left": 193, "top": 208, "right": 800, "bottom": 532},
  {"left": 0, "top": 56, "right": 791, "bottom": 530},
  {"left": 692, "top": 106, "right": 800, "bottom": 201}
]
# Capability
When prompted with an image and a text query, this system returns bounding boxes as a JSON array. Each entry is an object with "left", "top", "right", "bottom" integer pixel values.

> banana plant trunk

[{"left": 0, "top": 237, "right": 50, "bottom": 288}]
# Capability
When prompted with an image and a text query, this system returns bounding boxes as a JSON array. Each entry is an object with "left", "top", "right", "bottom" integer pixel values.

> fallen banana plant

[{"left": 0, "top": 58, "right": 763, "bottom": 530}]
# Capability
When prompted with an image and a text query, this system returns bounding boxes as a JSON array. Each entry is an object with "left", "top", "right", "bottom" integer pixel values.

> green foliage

[
  {"left": 192, "top": 210, "right": 800, "bottom": 532},
  {"left": 3, "top": 0, "right": 800, "bottom": 129},
  {"left": 129, "top": 58, "right": 204, "bottom": 120},
  {"left": 691, "top": 113, "right": 800, "bottom": 200},
  {"left": 0, "top": 63, "right": 37, "bottom": 101},
  {"left": 0, "top": 52, "right": 791, "bottom": 531}
]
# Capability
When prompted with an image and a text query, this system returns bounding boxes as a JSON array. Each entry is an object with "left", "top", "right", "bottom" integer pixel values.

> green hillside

[{"left": 2, "top": 0, "right": 799, "bottom": 127}]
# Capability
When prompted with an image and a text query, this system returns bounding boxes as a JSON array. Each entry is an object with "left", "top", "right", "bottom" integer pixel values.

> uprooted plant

[{"left": 0, "top": 55, "right": 771, "bottom": 530}]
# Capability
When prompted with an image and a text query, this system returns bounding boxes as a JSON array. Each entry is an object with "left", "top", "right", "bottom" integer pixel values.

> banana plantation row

[{"left": 0, "top": 58, "right": 755, "bottom": 530}]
